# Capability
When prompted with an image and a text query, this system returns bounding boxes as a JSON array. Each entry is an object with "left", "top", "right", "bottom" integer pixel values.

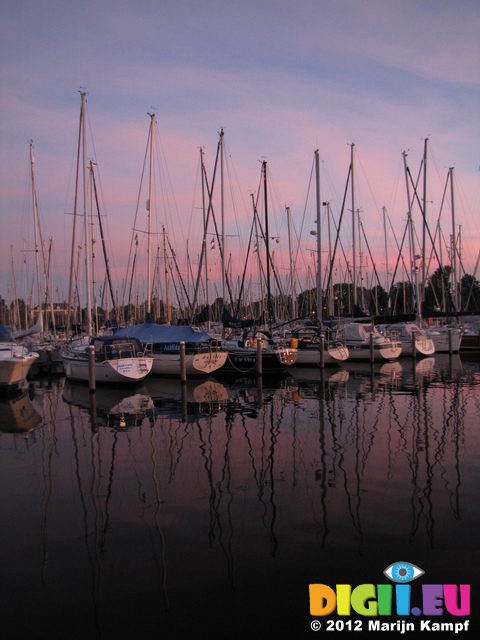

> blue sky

[{"left": 1, "top": 0, "right": 479, "bottom": 310}]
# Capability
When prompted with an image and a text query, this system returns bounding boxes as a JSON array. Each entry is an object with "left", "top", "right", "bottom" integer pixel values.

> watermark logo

[{"left": 309, "top": 562, "right": 471, "bottom": 633}]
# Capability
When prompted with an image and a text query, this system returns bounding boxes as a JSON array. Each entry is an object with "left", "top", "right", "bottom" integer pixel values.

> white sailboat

[
  {"left": 61, "top": 92, "right": 153, "bottom": 385},
  {"left": 342, "top": 322, "right": 402, "bottom": 361},
  {"left": 378, "top": 322, "right": 435, "bottom": 357},
  {"left": 0, "top": 324, "right": 39, "bottom": 393},
  {"left": 117, "top": 114, "right": 228, "bottom": 378}
]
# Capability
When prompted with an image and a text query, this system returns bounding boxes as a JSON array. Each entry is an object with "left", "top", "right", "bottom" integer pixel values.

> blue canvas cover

[{"left": 114, "top": 324, "right": 214, "bottom": 349}]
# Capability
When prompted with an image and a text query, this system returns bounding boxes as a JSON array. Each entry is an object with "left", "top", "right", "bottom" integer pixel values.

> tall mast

[
  {"left": 66, "top": 94, "right": 83, "bottom": 339},
  {"left": 450, "top": 166, "right": 458, "bottom": 311},
  {"left": 326, "top": 201, "right": 334, "bottom": 317},
  {"left": 163, "top": 226, "right": 170, "bottom": 324},
  {"left": 286, "top": 206, "right": 296, "bottom": 319},
  {"left": 200, "top": 147, "right": 209, "bottom": 327},
  {"left": 358, "top": 209, "right": 364, "bottom": 311},
  {"left": 29, "top": 142, "right": 44, "bottom": 333},
  {"left": 422, "top": 138, "right": 428, "bottom": 303},
  {"left": 146, "top": 112, "right": 155, "bottom": 317},
  {"left": 263, "top": 160, "right": 273, "bottom": 326},
  {"left": 403, "top": 151, "right": 421, "bottom": 320},
  {"left": 350, "top": 143, "right": 357, "bottom": 311},
  {"left": 383, "top": 206, "right": 390, "bottom": 312},
  {"left": 220, "top": 128, "right": 226, "bottom": 309},
  {"left": 81, "top": 91, "right": 92, "bottom": 336},
  {"left": 315, "top": 149, "right": 322, "bottom": 321}
]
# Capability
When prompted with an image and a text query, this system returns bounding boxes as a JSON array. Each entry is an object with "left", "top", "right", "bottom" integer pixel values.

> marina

[{"left": 1, "top": 352, "right": 479, "bottom": 638}]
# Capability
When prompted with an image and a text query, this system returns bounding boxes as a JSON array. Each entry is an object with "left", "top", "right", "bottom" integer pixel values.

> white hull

[
  {"left": 62, "top": 353, "right": 153, "bottom": 383},
  {"left": 381, "top": 323, "right": 435, "bottom": 357},
  {"left": 425, "top": 328, "right": 462, "bottom": 353},
  {"left": 345, "top": 343, "right": 402, "bottom": 361},
  {"left": 342, "top": 322, "right": 401, "bottom": 361},
  {"left": 0, "top": 344, "right": 39, "bottom": 390},
  {"left": 294, "top": 344, "right": 349, "bottom": 366},
  {"left": 150, "top": 350, "right": 228, "bottom": 376},
  {"left": 403, "top": 337, "right": 436, "bottom": 357}
]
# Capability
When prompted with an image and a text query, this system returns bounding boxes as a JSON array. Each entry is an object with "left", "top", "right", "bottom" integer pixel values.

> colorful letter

[
  {"left": 422, "top": 585, "right": 444, "bottom": 616},
  {"left": 309, "top": 584, "right": 336, "bottom": 616},
  {"left": 444, "top": 585, "right": 470, "bottom": 616},
  {"left": 350, "top": 584, "right": 378, "bottom": 616},
  {"left": 377, "top": 584, "right": 393, "bottom": 616}
]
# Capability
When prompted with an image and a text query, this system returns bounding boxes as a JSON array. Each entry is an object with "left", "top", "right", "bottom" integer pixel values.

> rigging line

[
  {"left": 91, "top": 164, "right": 117, "bottom": 321},
  {"left": 293, "top": 154, "right": 314, "bottom": 272},
  {"left": 323, "top": 163, "right": 352, "bottom": 309},
  {"left": 166, "top": 234, "right": 192, "bottom": 311},
  {"left": 359, "top": 219, "right": 383, "bottom": 295},
  {"left": 123, "top": 127, "right": 150, "bottom": 309},
  {"left": 188, "top": 136, "right": 221, "bottom": 322},
  {"left": 406, "top": 166, "right": 446, "bottom": 290}
]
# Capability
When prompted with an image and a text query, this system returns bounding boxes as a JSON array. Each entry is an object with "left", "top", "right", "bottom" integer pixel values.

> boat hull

[
  {"left": 345, "top": 343, "right": 402, "bottom": 361},
  {"left": 425, "top": 328, "right": 462, "bottom": 353},
  {"left": 221, "top": 343, "right": 297, "bottom": 373},
  {"left": 293, "top": 344, "right": 349, "bottom": 366},
  {"left": 62, "top": 354, "right": 153, "bottom": 384},
  {"left": 0, "top": 346, "right": 39, "bottom": 392},
  {"left": 150, "top": 350, "right": 228, "bottom": 376}
]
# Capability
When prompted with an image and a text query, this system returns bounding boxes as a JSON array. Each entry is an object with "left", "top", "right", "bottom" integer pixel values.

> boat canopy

[
  {"left": 114, "top": 324, "right": 215, "bottom": 346},
  {"left": 0, "top": 324, "right": 14, "bottom": 342}
]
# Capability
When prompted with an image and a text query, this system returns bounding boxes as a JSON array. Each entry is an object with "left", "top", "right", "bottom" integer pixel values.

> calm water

[{"left": 1, "top": 354, "right": 479, "bottom": 639}]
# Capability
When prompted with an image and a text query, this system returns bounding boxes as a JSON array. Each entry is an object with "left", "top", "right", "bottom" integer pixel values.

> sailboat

[
  {"left": 216, "top": 156, "right": 297, "bottom": 372},
  {"left": 61, "top": 92, "right": 153, "bottom": 385},
  {"left": 341, "top": 321, "right": 402, "bottom": 361},
  {"left": 13, "top": 143, "right": 64, "bottom": 374},
  {"left": 377, "top": 321, "right": 435, "bottom": 357},
  {"left": 116, "top": 113, "right": 228, "bottom": 377},
  {"left": 0, "top": 324, "right": 39, "bottom": 393},
  {"left": 286, "top": 150, "right": 349, "bottom": 367}
]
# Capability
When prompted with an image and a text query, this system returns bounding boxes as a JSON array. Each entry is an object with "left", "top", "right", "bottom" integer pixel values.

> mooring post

[
  {"left": 88, "top": 345, "right": 96, "bottom": 392},
  {"left": 320, "top": 334, "right": 325, "bottom": 369},
  {"left": 256, "top": 338, "right": 262, "bottom": 376},
  {"left": 180, "top": 341, "right": 186, "bottom": 383},
  {"left": 448, "top": 328, "right": 453, "bottom": 355},
  {"left": 412, "top": 330, "right": 416, "bottom": 359},
  {"left": 369, "top": 332, "right": 375, "bottom": 364}
]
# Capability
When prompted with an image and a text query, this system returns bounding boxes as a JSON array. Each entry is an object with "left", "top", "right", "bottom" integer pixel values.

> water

[{"left": 1, "top": 354, "right": 479, "bottom": 639}]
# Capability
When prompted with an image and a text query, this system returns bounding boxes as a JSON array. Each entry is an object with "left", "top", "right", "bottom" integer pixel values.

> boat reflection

[
  {"left": 144, "top": 376, "right": 229, "bottom": 418},
  {"left": 0, "top": 386, "right": 41, "bottom": 434},
  {"left": 63, "top": 380, "right": 155, "bottom": 429}
]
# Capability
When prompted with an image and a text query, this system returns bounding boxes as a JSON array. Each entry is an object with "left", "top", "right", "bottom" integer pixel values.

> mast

[
  {"left": 383, "top": 206, "right": 390, "bottom": 312},
  {"left": 163, "top": 226, "right": 171, "bottom": 324},
  {"left": 358, "top": 209, "right": 364, "bottom": 311},
  {"left": 286, "top": 206, "right": 296, "bottom": 319},
  {"left": 315, "top": 149, "right": 322, "bottom": 321},
  {"left": 422, "top": 138, "right": 428, "bottom": 303},
  {"left": 263, "top": 160, "right": 274, "bottom": 326},
  {"left": 200, "top": 147, "right": 210, "bottom": 327},
  {"left": 403, "top": 151, "right": 421, "bottom": 319},
  {"left": 220, "top": 128, "right": 226, "bottom": 310},
  {"left": 325, "top": 201, "right": 334, "bottom": 317},
  {"left": 146, "top": 112, "right": 155, "bottom": 318},
  {"left": 81, "top": 92, "right": 92, "bottom": 336},
  {"left": 350, "top": 143, "right": 357, "bottom": 311},
  {"left": 450, "top": 166, "right": 458, "bottom": 312},
  {"left": 29, "top": 142, "right": 44, "bottom": 334},
  {"left": 66, "top": 93, "right": 83, "bottom": 339}
]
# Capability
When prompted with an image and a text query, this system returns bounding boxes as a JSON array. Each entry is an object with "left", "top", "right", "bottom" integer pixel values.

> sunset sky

[{"left": 1, "top": 0, "right": 479, "bottom": 314}]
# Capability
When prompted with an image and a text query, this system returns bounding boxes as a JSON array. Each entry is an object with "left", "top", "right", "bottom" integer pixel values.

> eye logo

[{"left": 384, "top": 561, "right": 424, "bottom": 583}]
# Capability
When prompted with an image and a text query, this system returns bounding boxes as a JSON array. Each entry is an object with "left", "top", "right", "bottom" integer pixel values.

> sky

[{"left": 1, "top": 0, "right": 479, "bottom": 314}]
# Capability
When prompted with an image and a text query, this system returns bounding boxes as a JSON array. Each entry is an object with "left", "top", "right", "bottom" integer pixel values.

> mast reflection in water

[{"left": 0, "top": 354, "right": 479, "bottom": 639}]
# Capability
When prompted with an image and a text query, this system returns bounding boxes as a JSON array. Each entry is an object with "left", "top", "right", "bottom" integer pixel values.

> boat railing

[{"left": 94, "top": 341, "right": 141, "bottom": 362}]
